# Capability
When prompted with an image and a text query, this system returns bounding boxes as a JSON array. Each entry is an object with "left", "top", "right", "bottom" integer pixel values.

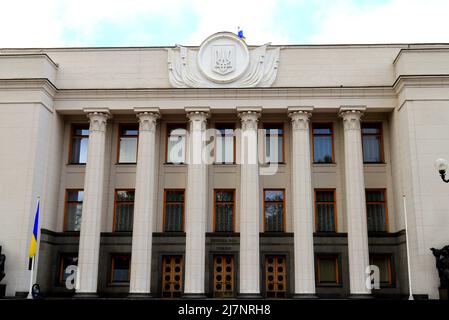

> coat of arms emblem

[{"left": 212, "top": 45, "right": 235, "bottom": 75}]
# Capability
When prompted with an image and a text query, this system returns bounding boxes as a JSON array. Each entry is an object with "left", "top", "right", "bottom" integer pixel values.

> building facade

[{"left": 1, "top": 32, "right": 449, "bottom": 299}]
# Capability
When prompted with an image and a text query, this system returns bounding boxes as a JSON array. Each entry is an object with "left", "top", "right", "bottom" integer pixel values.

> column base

[
  {"left": 73, "top": 292, "right": 99, "bottom": 299},
  {"left": 348, "top": 293, "right": 373, "bottom": 299},
  {"left": 183, "top": 293, "right": 207, "bottom": 299},
  {"left": 128, "top": 293, "right": 154, "bottom": 299},
  {"left": 291, "top": 293, "right": 318, "bottom": 299},
  {"left": 237, "top": 293, "right": 263, "bottom": 299}
]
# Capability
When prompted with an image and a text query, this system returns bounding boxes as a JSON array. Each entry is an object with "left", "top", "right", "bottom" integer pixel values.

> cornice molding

[
  {"left": 53, "top": 86, "right": 397, "bottom": 102},
  {"left": 393, "top": 48, "right": 449, "bottom": 65},
  {"left": 0, "top": 78, "right": 57, "bottom": 96},
  {"left": 393, "top": 74, "right": 449, "bottom": 94}
]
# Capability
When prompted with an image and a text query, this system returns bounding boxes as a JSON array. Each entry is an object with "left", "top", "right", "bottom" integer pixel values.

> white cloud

[
  {"left": 0, "top": 0, "right": 449, "bottom": 47},
  {"left": 0, "top": 0, "right": 189, "bottom": 47},
  {"left": 183, "top": 0, "right": 292, "bottom": 45},
  {"left": 310, "top": 0, "right": 449, "bottom": 44}
]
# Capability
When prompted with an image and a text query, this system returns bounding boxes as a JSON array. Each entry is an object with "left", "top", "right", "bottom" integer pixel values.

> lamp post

[{"left": 435, "top": 158, "right": 449, "bottom": 183}]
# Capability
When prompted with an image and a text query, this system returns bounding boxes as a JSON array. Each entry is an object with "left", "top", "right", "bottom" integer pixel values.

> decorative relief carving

[
  {"left": 137, "top": 112, "right": 160, "bottom": 132},
  {"left": 340, "top": 110, "right": 363, "bottom": 131},
  {"left": 168, "top": 32, "right": 280, "bottom": 88},
  {"left": 238, "top": 111, "right": 261, "bottom": 131},
  {"left": 87, "top": 112, "right": 110, "bottom": 132},
  {"left": 289, "top": 111, "right": 312, "bottom": 131}
]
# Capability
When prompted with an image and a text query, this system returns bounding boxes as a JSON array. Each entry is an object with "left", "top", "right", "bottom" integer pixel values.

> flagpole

[
  {"left": 403, "top": 194, "right": 414, "bottom": 300},
  {"left": 27, "top": 256, "right": 34, "bottom": 299},
  {"left": 27, "top": 196, "right": 40, "bottom": 299}
]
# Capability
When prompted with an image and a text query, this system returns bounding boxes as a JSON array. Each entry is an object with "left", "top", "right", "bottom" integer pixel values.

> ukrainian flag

[
  {"left": 238, "top": 28, "right": 246, "bottom": 41},
  {"left": 28, "top": 201, "right": 39, "bottom": 258}
]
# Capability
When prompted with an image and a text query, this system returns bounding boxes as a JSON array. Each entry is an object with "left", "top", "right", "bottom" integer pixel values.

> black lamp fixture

[{"left": 435, "top": 158, "right": 449, "bottom": 183}]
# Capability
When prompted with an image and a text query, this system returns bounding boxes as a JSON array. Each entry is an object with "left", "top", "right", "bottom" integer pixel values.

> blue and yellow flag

[
  {"left": 28, "top": 201, "right": 39, "bottom": 258},
  {"left": 238, "top": 27, "right": 246, "bottom": 41}
]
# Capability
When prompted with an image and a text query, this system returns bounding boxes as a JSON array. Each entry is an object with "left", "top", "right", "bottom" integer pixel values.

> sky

[{"left": 0, "top": 0, "right": 448, "bottom": 48}]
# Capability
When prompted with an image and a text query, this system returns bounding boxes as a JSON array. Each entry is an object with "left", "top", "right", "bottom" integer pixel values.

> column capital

[
  {"left": 339, "top": 106, "right": 366, "bottom": 131},
  {"left": 238, "top": 108, "right": 261, "bottom": 131},
  {"left": 84, "top": 109, "right": 110, "bottom": 132},
  {"left": 135, "top": 109, "right": 160, "bottom": 132},
  {"left": 186, "top": 107, "right": 210, "bottom": 126},
  {"left": 288, "top": 109, "right": 312, "bottom": 131}
]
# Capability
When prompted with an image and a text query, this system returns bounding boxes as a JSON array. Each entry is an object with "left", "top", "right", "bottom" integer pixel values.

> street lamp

[{"left": 435, "top": 158, "right": 449, "bottom": 183}]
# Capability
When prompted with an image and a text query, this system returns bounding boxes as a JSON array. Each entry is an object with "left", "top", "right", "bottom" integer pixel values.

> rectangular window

[
  {"left": 265, "top": 256, "right": 287, "bottom": 298},
  {"left": 214, "top": 190, "right": 235, "bottom": 232},
  {"left": 110, "top": 255, "right": 131, "bottom": 283},
  {"left": 58, "top": 254, "right": 78, "bottom": 285},
  {"left": 64, "top": 190, "right": 83, "bottom": 231},
  {"left": 264, "top": 124, "right": 284, "bottom": 163},
  {"left": 114, "top": 190, "right": 135, "bottom": 232},
  {"left": 164, "top": 190, "right": 185, "bottom": 232},
  {"left": 166, "top": 124, "right": 186, "bottom": 164},
  {"left": 316, "top": 255, "right": 340, "bottom": 285},
  {"left": 366, "top": 189, "right": 388, "bottom": 232},
  {"left": 69, "top": 124, "right": 89, "bottom": 164},
  {"left": 215, "top": 124, "right": 235, "bottom": 164},
  {"left": 118, "top": 124, "right": 138, "bottom": 163},
  {"left": 313, "top": 123, "right": 334, "bottom": 163},
  {"left": 370, "top": 255, "right": 393, "bottom": 286},
  {"left": 315, "top": 190, "right": 336, "bottom": 232},
  {"left": 264, "top": 189, "right": 285, "bottom": 232},
  {"left": 162, "top": 255, "right": 183, "bottom": 298},
  {"left": 362, "top": 123, "right": 384, "bottom": 163}
]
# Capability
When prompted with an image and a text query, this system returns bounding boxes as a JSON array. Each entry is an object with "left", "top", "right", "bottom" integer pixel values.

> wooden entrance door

[
  {"left": 161, "top": 255, "right": 183, "bottom": 298},
  {"left": 213, "top": 255, "right": 235, "bottom": 297},
  {"left": 265, "top": 255, "right": 287, "bottom": 298}
]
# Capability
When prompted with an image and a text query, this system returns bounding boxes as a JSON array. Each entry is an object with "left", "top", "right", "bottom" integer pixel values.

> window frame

[
  {"left": 116, "top": 123, "right": 139, "bottom": 164},
  {"left": 263, "top": 189, "right": 286, "bottom": 233},
  {"left": 314, "top": 189, "right": 338, "bottom": 233},
  {"left": 109, "top": 254, "right": 131, "bottom": 284},
  {"left": 68, "top": 123, "right": 89, "bottom": 165},
  {"left": 163, "top": 189, "right": 185, "bottom": 232},
  {"left": 213, "top": 189, "right": 236, "bottom": 232},
  {"left": 64, "top": 189, "right": 83, "bottom": 232},
  {"left": 316, "top": 254, "right": 341, "bottom": 286},
  {"left": 361, "top": 122, "right": 385, "bottom": 164},
  {"left": 312, "top": 122, "right": 335, "bottom": 164},
  {"left": 165, "top": 123, "right": 187, "bottom": 164},
  {"left": 113, "top": 189, "right": 135, "bottom": 232},
  {"left": 58, "top": 253, "right": 78, "bottom": 286},
  {"left": 369, "top": 254, "right": 394, "bottom": 287},
  {"left": 263, "top": 123, "right": 285, "bottom": 164},
  {"left": 214, "top": 123, "right": 236, "bottom": 165},
  {"left": 366, "top": 188, "right": 389, "bottom": 233}
]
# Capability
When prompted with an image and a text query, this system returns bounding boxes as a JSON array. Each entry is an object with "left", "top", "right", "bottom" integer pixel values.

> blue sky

[{"left": 1, "top": 0, "right": 448, "bottom": 47}]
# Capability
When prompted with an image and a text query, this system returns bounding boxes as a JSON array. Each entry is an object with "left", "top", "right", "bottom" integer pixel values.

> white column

[
  {"left": 76, "top": 109, "right": 110, "bottom": 295},
  {"left": 288, "top": 107, "right": 316, "bottom": 297},
  {"left": 238, "top": 108, "right": 261, "bottom": 297},
  {"left": 129, "top": 108, "right": 160, "bottom": 296},
  {"left": 339, "top": 106, "right": 371, "bottom": 297},
  {"left": 184, "top": 107, "right": 209, "bottom": 297}
]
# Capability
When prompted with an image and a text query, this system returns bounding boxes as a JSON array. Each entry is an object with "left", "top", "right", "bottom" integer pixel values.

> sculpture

[
  {"left": 430, "top": 246, "right": 449, "bottom": 289},
  {"left": 0, "top": 246, "right": 5, "bottom": 283}
]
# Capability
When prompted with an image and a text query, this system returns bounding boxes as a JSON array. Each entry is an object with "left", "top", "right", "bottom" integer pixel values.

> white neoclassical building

[{"left": 1, "top": 32, "right": 449, "bottom": 299}]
